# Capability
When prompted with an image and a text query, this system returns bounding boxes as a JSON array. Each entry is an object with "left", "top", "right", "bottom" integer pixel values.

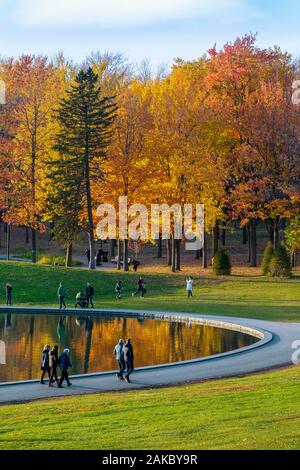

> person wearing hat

[
  {"left": 58, "top": 348, "right": 72, "bottom": 388},
  {"left": 114, "top": 339, "right": 125, "bottom": 380},
  {"left": 123, "top": 339, "right": 134, "bottom": 384}
]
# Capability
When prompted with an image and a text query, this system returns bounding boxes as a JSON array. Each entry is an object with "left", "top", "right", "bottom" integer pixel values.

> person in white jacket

[{"left": 186, "top": 277, "right": 194, "bottom": 298}]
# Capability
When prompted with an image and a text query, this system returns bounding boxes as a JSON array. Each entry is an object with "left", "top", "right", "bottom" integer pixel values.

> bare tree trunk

[
  {"left": 32, "top": 229, "right": 37, "bottom": 263},
  {"left": 248, "top": 219, "right": 257, "bottom": 267},
  {"left": 85, "top": 152, "right": 95, "bottom": 270},
  {"left": 273, "top": 218, "right": 280, "bottom": 249},
  {"left": 247, "top": 224, "right": 251, "bottom": 263},
  {"left": 6, "top": 224, "right": 11, "bottom": 261},
  {"left": 265, "top": 220, "right": 274, "bottom": 244},
  {"left": 157, "top": 233, "right": 162, "bottom": 259},
  {"left": 171, "top": 235, "right": 176, "bottom": 273},
  {"left": 123, "top": 239, "right": 129, "bottom": 272},
  {"left": 117, "top": 240, "right": 121, "bottom": 270},
  {"left": 176, "top": 239, "right": 181, "bottom": 271},
  {"left": 202, "top": 231, "right": 208, "bottom": 269},
  {"left": 111, "top": 239, "right": 116, "bottom": 258},
  {"left": 242, "top": 226, "right": 248, "bottom": 245},
  {"left": 65, "top": 242, "right": 73, "bottom": 267},
  {"left": 212, "top": 223, "right": 219, "bottom": 256},
  {"left": 221, "top": 226, "right": 226, "bottom": 246},
  {"left": 166, "top": 238, "right": 172, "bottom": 266},
  {"left": 25, "top": 227, "right": 29, "bottom": 244}
]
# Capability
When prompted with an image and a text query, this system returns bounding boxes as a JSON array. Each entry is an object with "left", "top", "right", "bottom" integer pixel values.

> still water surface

[{"left": 0, "top": 312, "right": 258, "bottom": 383}]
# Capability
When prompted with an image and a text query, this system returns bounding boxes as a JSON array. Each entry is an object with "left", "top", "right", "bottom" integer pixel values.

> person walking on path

[
  {"left": 114, "top": 339, "right": 125, "bottom": 380},
  {"left": 86, "top": 282, "right": 94, "bottom": 308},
  {"left": 186, "top": 277, "right": 194, "bottom": 298},
  {"left": 123, "top": 339, "right": 134, "bottom": 383},
  {"left": 58, "top": 282, "right": 67, "bottom": 310},
  {"left": 5, "top": 283, "right": 13, "bottom": 306},
  {"left": 49, "top": 345, "right": 59, "bottom": 387},
  {"left": 132, "top": 277, "right": 146, "bottom": 298},
  {"left": 132, "top": 259, "right": 140, "bottom": 272},
  {"left": 115, "top": 281, "right": 123, "bottom": 300},
  {"left": 40, "top": 344, "right": 51, "bottom": 384},
  {"left": 58, "top": 348, "right": 72, "bottom": 388}
]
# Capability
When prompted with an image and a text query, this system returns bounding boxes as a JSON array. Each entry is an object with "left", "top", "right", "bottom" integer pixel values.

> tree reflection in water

[{"left": 0, "top": 313, "right": 257, "bottom": 382}]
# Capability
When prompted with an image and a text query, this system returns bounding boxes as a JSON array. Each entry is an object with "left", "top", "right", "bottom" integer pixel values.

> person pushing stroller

[{"left": 75, "top": 291, "right": 88, "bottom": 308}]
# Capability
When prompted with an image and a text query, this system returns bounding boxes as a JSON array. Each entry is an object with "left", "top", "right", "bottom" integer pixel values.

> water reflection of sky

[{"left": 0, "top": 313, "right": 257, "bottom": 383}]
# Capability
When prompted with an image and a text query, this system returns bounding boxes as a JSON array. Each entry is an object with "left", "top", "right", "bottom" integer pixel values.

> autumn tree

[
  {"left": 43, "top": 151, "right": 84, "bottom": 267},
  {"left": 0, "top": 55, "right": 62, "bottom": 262},
  {"left": 150, "top": 59, "right": 210, "bottom": 271},
  {"left": 99, "top": 80, "right": 154, "bottom": 271},
  {"left": 54, "top": 68, "right": 116, "bottom": 269},
  {"left": 206, "top": 34, "right": 300, "bottom": 266}
]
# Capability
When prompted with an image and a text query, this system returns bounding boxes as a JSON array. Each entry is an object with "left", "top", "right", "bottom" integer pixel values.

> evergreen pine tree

[
  {"left": 261, "top": 242, "right": 274, "bottom": 276},
  {"left": 54, "top": 68, "right": 116, "bottom": 269},
  {"left": 213, "top": 248, "right": 232, "bottom": 276},
  {"left": 44, "top": 153, "right": 84, "bottom": 267},
  {"left": 269, "top": 244, "right": 292, "bottom": 278}
]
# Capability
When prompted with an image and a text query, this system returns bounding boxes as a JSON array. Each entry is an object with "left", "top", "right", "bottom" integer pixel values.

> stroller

[{"left": 75, "top": 293, "right": 88, "bottom": 308}]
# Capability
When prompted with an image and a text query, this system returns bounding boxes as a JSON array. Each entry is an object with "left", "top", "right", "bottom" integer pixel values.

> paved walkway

[{"left": 0, "top": 308, "right": 299, "bottom": 404}]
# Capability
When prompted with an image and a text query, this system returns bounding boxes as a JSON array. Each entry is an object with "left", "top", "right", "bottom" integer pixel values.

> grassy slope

[
  {"left": 0, "top": 262, "right": 299, "bottom": 450},
  {"left": 0, "top": 261, "right": 299, "bottom": 321},
  {"left": 0, "top": 367, "right": 299, "bottom": 450}
]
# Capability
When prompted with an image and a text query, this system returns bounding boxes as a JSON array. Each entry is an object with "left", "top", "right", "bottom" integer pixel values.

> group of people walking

[
  {"left": 40, "top": 345, "right": 72, "bottom": 388},
  {"left": 40, "top": 339, "right": 135, "bottom": 387},
  {"left": 114, "top": 338, "right": 134, "bottom": 383},
  {"left": 115, "top": 277, "right": 146, "bottom": 300},
  {"left": 4, "top": 275, "right": 194, "bottom": 310},
  {"left": 58, "top": 281, "right": 94, "bottom": 310}
]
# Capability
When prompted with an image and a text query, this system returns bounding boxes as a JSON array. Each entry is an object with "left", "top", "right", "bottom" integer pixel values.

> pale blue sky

[{"left": 0, "top": 0, "right": 300, "bottom": 65}]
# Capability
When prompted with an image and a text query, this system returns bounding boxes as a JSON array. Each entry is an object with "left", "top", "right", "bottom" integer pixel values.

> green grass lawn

[
  {"left": 0, "top": 261, "right": 299, "bottom": 450},
  {"left": 0, "top": 366, "right": 299, "bottom": 450},
  {"left": 0, "top": 261, "right": 299, "bottom": 321}
]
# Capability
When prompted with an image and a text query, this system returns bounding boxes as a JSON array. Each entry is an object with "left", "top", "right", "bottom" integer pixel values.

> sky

[{"left": 0, "top": 0, "right": 300, "bottom": 66}]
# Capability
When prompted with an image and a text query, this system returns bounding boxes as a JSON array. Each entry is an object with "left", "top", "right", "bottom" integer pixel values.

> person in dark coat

[
  {"left": 132, "top": 259, "right": 140, "bottom": 272},
  {"left": 132, "top": 277, "right": 146, "bottom": 297},
  {"left": 114, "top": 339, "right": 125, "bottom": 380},
  {"left": 49, "top": 345, "right": 59, "bottom": 387},
  {"left": 40, "top": 344, "right": 51, "bottom": 384},
  {"left": 123, "top": 339, "right": 134, "bottom": 383},
  {"left": 86, "top": 282, "right": 94, "bottom": 308},
  {"left": 58, "top": 348, "right": 72, "bottom": 388},
  {"left": 57, "top": 282, "right": 67, "bottom": 310},
  {"left": 5, "top": 283, "right": 13, "bottom": 306},
  {"left": 85, "top": 248, "right": 90, "bottom": 264},
  {"left": 96, "top": 248, "right": 104, "bottom": 266}
]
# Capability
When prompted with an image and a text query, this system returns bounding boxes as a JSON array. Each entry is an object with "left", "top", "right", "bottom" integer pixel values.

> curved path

[{"left": 0, "top": 307, "right": 299, "bottom": 404}]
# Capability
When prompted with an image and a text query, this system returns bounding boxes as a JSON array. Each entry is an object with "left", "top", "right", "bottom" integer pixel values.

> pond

[{"left": 0, "top": 312, "right": 258, "bottom": 383}]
